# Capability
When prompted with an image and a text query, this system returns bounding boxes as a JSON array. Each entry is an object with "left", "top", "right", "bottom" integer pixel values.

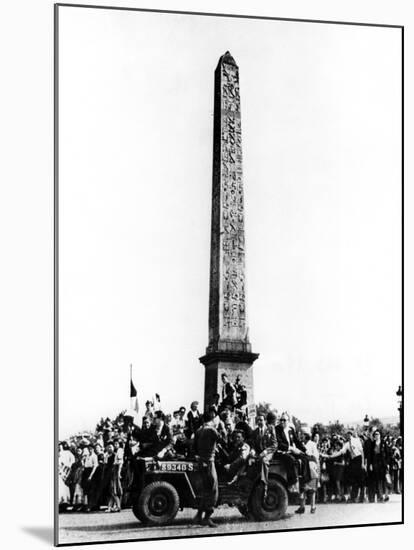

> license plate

[{"left": 155, "top": 461, "right": 195, "bottom": 472}]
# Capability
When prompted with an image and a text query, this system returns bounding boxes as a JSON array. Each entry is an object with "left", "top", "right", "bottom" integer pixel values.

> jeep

[{"left": 130, "top": 455, "right": 293, "bottom": 525}]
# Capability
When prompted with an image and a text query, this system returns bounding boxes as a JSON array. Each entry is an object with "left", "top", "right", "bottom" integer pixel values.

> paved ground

[{"left": 58, "top": 495, "right": 402, "bottom": 545}]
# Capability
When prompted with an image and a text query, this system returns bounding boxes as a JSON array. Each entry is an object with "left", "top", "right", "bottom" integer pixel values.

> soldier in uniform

[{"left": 193, "top": 406, "right": 222, "bottom": 527}]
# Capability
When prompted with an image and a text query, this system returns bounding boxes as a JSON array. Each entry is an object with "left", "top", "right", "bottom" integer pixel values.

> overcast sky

[{"left": 58, "top": 6, "right": 401, "bottom": 438}]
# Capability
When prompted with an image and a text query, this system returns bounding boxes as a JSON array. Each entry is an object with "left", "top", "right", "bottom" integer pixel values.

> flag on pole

[
  {"left": 130, "top": 365, "right": 139, "bottom": 413},
  {"left": 153, "top": 393, "right": 161, "bottom": 412}
]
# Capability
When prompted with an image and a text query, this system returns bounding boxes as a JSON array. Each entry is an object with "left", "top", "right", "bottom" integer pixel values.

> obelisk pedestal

[{"left": 200, "top": 52, "right": 259, "bottom": 410}]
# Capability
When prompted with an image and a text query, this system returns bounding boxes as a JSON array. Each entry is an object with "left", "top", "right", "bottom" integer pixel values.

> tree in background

[
  {"left": 311, "top": 422, "right": 328, "bottom": 438},
  {"left": 326, "top": 420, "right": 345, "bottom": 438},
  {"left": 369, "top": 417, "right": 385, "bottom": 432},
  {"left": 383, "top": 424, "right": 400, "bottom": 439},
  {"left": 255, "top": 401, "right": 277, "bottom": 419},
  {"left": 291, "top": 415, "right": 303, "bottom": 433},
  {"left": 254, "top": 403, "right": 305, "bottom": 432}
]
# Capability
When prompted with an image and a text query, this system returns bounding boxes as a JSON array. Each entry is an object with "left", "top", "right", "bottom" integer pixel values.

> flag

[
  {"left": 130, "top": 366, "right": 139, "bottom": 413},
  {"left": 153, "top": 393, "right": 161, "bottom": 412}
]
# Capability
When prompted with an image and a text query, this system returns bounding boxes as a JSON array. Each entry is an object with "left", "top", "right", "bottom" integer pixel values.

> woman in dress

[
  {"left": 366, "top": 429, "right": 388, "bottom": 502},
  {"left": 58, "top": 442, "right": 74, "bottom": 512},
  {"left": 88, "top": 443, "right": 105, "bottom": 511},
  {"left": 329, "top": 438, "right": 346, "bottom": 502},
  {"left": 317, "top": 436, "right": 330, "bottom": 504},
  {"left": 70, "top": 447, "right": 85, "bottom": 511},
  {"left": 122, "top": 431, "right": 140, "bottom": 508},
  {"left": 391, "top": 438, "right": 402, "bottom": 494},
  {"left": 81, "top": 446, "right": 98, "bottom": 511},
  {"left": 295, "top": 427, "right": 320, "bottom": 514},
  {"left": 106, "top": 440, "right": 123, "bottom": 512}
]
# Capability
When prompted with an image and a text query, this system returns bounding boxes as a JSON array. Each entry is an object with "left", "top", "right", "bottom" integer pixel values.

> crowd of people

[
  {"left": 314, "top": 427, "right": 402, "bottom": 507},
  {"left": 59, "top": 383, "right": 403, "bottom": 519},
  {"left": 58, "top": 399, "right": 207, "bottom": 512}
]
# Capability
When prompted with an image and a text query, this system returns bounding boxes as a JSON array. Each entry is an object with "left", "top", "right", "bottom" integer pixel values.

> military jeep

[{"left": 130, "top": 455, "right": 291, "bottom": 526}]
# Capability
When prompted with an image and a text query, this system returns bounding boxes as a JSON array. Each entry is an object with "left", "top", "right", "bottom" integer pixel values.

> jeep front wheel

[
  {"left": 249, "top": 478, "right": 288, "bottom": 522},
  {"left": 132, "top": 481, "right": 180, "bottom": 525}
]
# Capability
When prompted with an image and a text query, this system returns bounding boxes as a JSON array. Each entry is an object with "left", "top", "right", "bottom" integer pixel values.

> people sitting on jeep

[
  {"left": 134, "top": 416, "right": 154, "bottom": 457},
  {"left": 129, "top": 413, "right": 292, "bottom": 526},
  {"left": 137, "top": 412, "right": 173, "bottom": 459},
  {"left": 275, "top": 412, "right": 308, "bottom": 492},
  {"left": 248, "top": 414, "right": 278, "bottom": 492},
  {"left": 223, "top": 429, "right": 251, "bottom": 484}
]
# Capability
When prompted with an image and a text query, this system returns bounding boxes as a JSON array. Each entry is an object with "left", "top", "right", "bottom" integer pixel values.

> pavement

[{"left": 58, "top": 495, "right": 402, "bottom": 545}]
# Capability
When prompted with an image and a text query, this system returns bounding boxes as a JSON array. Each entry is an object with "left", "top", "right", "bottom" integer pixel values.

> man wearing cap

[
  {"left": 193, "top": 406, "right": 222, "bottom": 527},
  {"left": 187, "top": 401, "right": 202, "bottom": 437}
]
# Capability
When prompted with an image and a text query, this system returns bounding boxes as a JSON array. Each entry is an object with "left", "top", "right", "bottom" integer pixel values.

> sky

[{"left": 58, "top": 6, "right": 402, "bottom": 438}]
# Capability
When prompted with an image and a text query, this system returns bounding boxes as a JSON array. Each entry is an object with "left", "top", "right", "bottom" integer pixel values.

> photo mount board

[{"left": 55, "top": 4, "right": 403, "bottom": 546}]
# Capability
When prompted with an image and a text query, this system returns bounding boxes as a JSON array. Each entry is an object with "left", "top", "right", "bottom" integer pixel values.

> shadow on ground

[
  {"left": 22, "top": 527, "right": 54, "bottom": 545},
  {"left": 60, "top": 511, "right": 251, "bottom": 533}
]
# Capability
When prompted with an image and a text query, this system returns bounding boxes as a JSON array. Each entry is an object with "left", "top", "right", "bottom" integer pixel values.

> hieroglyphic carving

[
  {"left": 208, "top": 118, "right": 221, "bottom": 343},
  {"left": 219, "top": 58, "right": 246, "bottom": 337},
  {"left": 221, "top": 63, "right": 240, "bottom": 113},
  {"left": 208, "top": 52, "right": 250, "bottom": 349},
  {"left": 203, "top": 52, "right": 257, "bottom": 416}
]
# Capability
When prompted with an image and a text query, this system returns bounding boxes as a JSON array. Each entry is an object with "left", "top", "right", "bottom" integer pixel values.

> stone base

[
  {"left": 199, "top": 350, "right": 259, "bottom": 412},
  {"left": 206, "top": 339, "right": 252, "bottom": 354}
]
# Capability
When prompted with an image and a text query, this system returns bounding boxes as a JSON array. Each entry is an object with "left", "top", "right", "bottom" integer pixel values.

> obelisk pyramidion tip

[{"left": 219, "top": 50, "right": 238, "bottom": 67}]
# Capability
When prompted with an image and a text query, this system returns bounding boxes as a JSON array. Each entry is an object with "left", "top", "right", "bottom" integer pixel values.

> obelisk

[{"left": 199, "top": 51, "right": 259, "bottom": 410}]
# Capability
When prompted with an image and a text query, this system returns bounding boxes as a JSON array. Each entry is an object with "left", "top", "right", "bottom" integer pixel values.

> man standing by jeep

[{"left": 193, "top": 406, "right": 221, "bottom": 527}]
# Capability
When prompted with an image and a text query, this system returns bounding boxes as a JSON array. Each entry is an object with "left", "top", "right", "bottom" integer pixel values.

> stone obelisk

[{"left": 200, "top": 51, "right": 259, "bottom": 410}]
